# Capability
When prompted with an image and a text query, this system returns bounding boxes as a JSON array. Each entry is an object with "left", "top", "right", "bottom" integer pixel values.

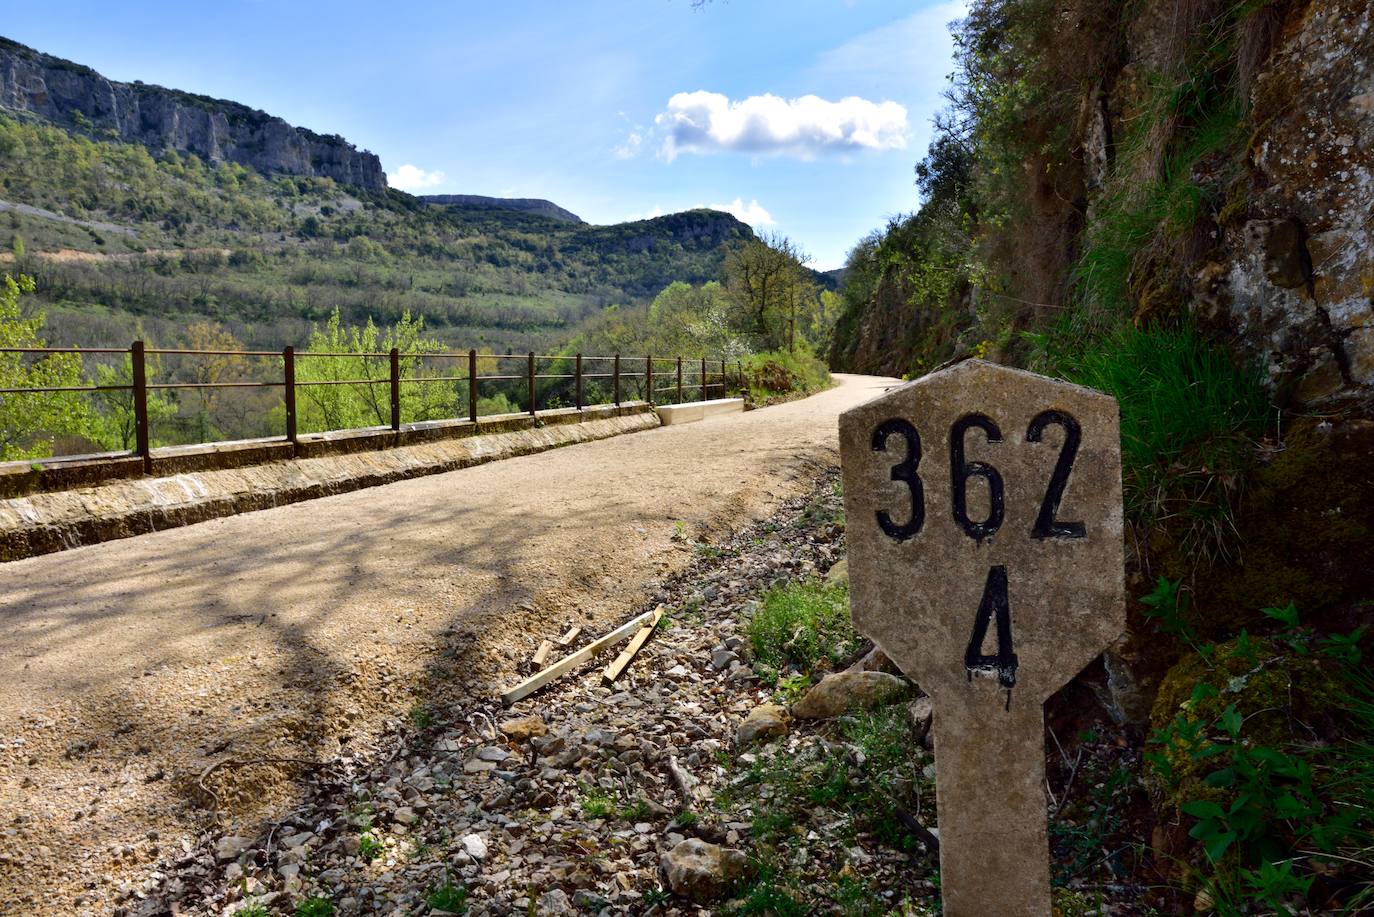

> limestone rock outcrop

[{"left": 0, "top": 36, "right": 385, "bottom": 191}]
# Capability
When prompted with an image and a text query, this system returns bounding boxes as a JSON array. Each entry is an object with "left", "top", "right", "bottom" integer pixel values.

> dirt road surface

[{"left": 0, "top": 373, "right": 895, "bottom": 913}]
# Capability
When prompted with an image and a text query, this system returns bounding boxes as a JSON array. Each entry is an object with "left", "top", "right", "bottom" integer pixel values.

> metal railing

[{"left": 0, "top": 344, "right": 747, "bottom": 471}]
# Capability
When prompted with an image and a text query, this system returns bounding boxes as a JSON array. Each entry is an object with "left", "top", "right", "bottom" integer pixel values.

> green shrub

[
  {"left": 746, "top": 580, "right": 859, "bottom": 681},
  {"left": 1145, "top": 606, "right": 1372, "bottom": 913},
  {"left": 740, "top": 347, "right": 830, "bottom": 401}
]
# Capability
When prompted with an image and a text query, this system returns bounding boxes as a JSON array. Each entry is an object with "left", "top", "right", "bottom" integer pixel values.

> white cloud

[
  {"left": 703, "top": 198, "right": 775, "bottom": 227},
  {"left": 388, "top": 164, "right": 446, "bottom": 192},
  {"left": 654, "top": 91, "right": 907, "bottom": 161}
]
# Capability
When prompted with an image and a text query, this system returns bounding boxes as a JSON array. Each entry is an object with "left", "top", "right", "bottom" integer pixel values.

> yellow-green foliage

[{"left": 0, "top": 274, "right": 88, "bottom": 459}]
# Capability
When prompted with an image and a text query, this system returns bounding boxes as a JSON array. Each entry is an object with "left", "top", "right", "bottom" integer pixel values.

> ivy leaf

[
  {"left": 1203, "top": 767, "right": 1235, "bottom": 788},
  {"left": 1260, "top": 602, "right": 1300, "bottom": 629},
  {"left": 1217, "top": 704, "right": 1243, "bottom": 739},
  {"left": 1181, "top": 800, "right": 1225, "bottom": 820}
]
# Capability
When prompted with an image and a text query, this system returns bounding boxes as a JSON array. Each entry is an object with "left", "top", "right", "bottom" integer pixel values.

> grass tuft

[{"left": 746, "top": 580, "right": 860, "bottom": 683}]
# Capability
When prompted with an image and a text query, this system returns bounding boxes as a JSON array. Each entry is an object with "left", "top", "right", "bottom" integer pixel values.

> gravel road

[{"left": 0, "top": 373, "right": 895, "bottom": 913}]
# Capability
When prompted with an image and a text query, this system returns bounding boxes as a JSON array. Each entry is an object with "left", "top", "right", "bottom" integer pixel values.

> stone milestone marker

[{"left": 838, "top": 360, "right": 1125, "bottom": 917}]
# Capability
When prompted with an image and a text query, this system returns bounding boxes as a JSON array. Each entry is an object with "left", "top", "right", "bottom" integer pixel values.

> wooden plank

[
  {"left": 532, "top": 640, "right": 554, "bottom": 666},
  {"left": 602, "top": 607, "right": 664, "bottom": 684},
  {"left": 500, "top": 606, "right": 660, "bottom": 705},
  {"left": 557, "top": 625, "right": 582, "bottom": 646}
]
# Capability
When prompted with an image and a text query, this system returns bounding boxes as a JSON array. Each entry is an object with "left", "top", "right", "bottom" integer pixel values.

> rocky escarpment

[
  {"left": 0, "top": 36, "right": 384, "bottom": 191},
  {"left": 833, "top": 0, "right": 1374, "bottom": 410},
  {"left": 421, "top": 194, "right": 584, "bottom": 224}
]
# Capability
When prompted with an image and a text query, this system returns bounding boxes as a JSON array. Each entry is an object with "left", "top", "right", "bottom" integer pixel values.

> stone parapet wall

[{"left": 0, "top": 407, "right": 659, "bottom": 562}]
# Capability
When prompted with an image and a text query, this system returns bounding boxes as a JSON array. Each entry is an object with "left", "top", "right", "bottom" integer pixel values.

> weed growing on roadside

[
  {"left": 358, "top": 831, "right": 382, "bottom": 862},
  {"left": 1145, "top": 603, "right": 1372, "bottom": 913},
  {"left": 425, "top": 878, "right": 468, "bottom": 912},
  {"left": 619, "top": 798, "right": 650, "bottom": 822},
  {"left": 236, "top": 904, "right": 268, "bottom": 917},
  {"left": 578, "top": 783, "right": 616, "bottom": 819},
  {"left": 772, "top": 673, "right": 812, "bottom": 706},
  {"left": 294, "top": 897, "right": 335, "bottom": 917},
  {"left": 746, "top": 579, "right": 860, "bottom": 683},
  {"left": 408, "top": 701, "right": 433, "bottom": 730}
]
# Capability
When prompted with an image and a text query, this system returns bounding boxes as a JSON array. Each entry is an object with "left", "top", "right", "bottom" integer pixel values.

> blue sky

[{"left": 6, "top": 0, "right": 966, "bottom": 269}]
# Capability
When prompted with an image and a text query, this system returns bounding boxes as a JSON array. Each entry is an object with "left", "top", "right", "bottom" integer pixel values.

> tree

[
  {"left": 0, "top": 275, "right": 89, "bottom": 460},
  {"left": 294, "top": 307, "right": 456, "bottom": 434},
  {"left": 88, "top": 349, "right": 176, "bottom": 452},
  {"left": 183, "top": 321, "right": 249, "bottom": 444},
  {"left": 723, "top": 233, "right": 813, "bottom": 352}
]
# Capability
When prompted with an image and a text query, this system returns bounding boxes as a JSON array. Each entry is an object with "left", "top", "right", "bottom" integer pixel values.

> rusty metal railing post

[
  {"left": 528, "top": 351, "right": 536, "bottom": 416},
  {"left": 283, "top": 345, "right": 297, "bottom": 454},
  {"left": 468, "top": 349, "right": 478, "bottom": 423},
  {"left": 132, "top": 340, "right": 151, "bottom": 474},
  {"left": 575, "top": 352, "right": 584, "bottom": 411},
  {"left": 676, "top": 356, "right": 683, "bottom": 403},
  {"left": 646, "top": 355, "right": 653, "bottom": 406},
  {"left": 613, "top": 354, "right": 621, "bottom": 406},
  {"left": 721, "top": 359, "right": 726, "bottom": 396},
  {"left": 700, "top": 356, "right": 707, "bottom": 402},
  {"left": 389, "top": 347, "right": 401, "bottom": 431}
]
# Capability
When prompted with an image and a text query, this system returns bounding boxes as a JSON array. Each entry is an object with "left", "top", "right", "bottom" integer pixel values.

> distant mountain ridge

[
  {"left": 420, "top": 195, "right": 583, "bottom": 224},
  {"left": 0, "top": 36, "right": 385, "bottom": 190}
]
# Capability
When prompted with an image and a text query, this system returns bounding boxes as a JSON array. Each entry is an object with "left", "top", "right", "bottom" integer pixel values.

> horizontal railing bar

[
  {"left": 148, "top": 381, "right": 285, "bottom": 390},
  {"left": 0, "top": 346, "right": 130, "bottom": 354},
  {"left": 290, "top": 378, "right": 386, "bottom": 387},
  {"left": 148, "top": 348, "right": 282, "bottom": 357},
  {"left": 0, "top": 384, "right": 133, "bottom": 394}
]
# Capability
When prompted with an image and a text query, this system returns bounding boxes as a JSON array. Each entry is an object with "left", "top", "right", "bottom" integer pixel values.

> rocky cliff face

[
  {"left": 0, "top": 37, "right": 385, "bottom": 191},
  {"left": 1207, "top": 0, "right": 1374, "bottom": 406},
  {"left": 834, "top": 0, "right": 1373, "bottom": 411},
  {"left": 421, "top": 195, "right": 584, "bottom": 224},
  {"left": 1082, "top": 0, "right": 1374, "bottom": 408}
]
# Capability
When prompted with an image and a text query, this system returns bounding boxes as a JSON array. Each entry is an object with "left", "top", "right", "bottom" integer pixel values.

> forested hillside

[
  {"left": 830, "top": 1, "right": 1373, "bottom": 910},
  {"left": 0, "top": 111, "right": 752, "bottom": 353}
]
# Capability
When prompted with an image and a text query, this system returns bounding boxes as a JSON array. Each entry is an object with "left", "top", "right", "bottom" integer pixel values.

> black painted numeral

[
  {"left": 950, "top": 413, "right": 1004, "bottom": 543},
  {"left": 871, "top": 418, "right": 924, "bottom": 542},
  {"left": 1026, "top": 410, "right": 1086, "bottom": 539},
  {"left": 965, "top": 565, "right": 1018, "bottom": 693}
]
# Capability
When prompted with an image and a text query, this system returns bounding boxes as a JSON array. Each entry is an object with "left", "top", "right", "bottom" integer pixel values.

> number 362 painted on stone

[{"left": 838, "top": 360, "right": 1126, "bottom": 917}]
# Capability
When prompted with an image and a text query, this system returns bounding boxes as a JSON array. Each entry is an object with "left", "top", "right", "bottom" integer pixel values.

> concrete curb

[{"left": 0, "top": 409, "right": 660, "bottom": 562}]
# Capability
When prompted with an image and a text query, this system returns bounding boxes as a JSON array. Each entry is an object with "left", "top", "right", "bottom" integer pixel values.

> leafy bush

[
  {"left": 1145, "top": 603, "right": 1372, "bottom": 913},
  {"left": 740, "top": 347, "right": 830, "bottom": 402},
  {"left": 746, "top": 580, "right": 860, "bottom": 682}
]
